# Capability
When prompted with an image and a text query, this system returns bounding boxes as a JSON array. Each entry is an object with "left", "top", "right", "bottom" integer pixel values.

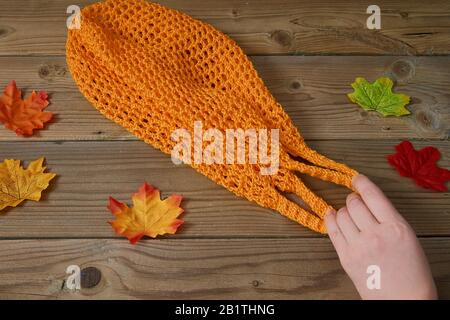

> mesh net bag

[{"left": 66, "top": 0, "right": 358, "bottom": 233}]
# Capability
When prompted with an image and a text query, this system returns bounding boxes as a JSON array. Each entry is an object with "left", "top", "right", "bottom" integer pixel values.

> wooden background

[{"left": 0, "top": 0, "right": 449, "bottom": 299}]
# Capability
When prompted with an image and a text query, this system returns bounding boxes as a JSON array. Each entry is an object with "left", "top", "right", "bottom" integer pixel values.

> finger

[
  {"left": 336, "top": 206, "right": 360, "bottom": 242},
  {"left": 324, "top": 208, "right": 347, "bottom": 253},
  {"left": 346, "top": 192, "right": 379, "bottom": 229},
  {"left": 352, "top": 174, "right": 400, "bottom": 222}
]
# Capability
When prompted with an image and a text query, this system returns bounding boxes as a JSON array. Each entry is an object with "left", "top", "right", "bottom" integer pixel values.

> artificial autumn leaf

[
  {"left": 348, "top": 77, "right": 410, "bottom": 117},
  {"left": 0, "top": 80, "right": 53, "bottom": 136},
  {"left": 0, "top": 157, "right": 56, "bottom": 211},
  {"left": 387, "top": 141, "right": 450, "bottom": 192},
  {"left": 108, "top": 182, "right": 184, "bottom": 244}
]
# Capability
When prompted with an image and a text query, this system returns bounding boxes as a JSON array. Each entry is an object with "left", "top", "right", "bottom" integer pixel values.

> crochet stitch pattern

[{"left": 66, "top": 0, "right": 358, "bottom": 233}]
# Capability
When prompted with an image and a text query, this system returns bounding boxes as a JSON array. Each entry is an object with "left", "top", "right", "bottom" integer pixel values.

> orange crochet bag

[{"left": 66, "top": 0, "right": 358, "bottom": 233}]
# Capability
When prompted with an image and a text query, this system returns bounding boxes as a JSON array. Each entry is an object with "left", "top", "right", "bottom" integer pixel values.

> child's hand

[{"left": 325, "top": 175, "right": 438, "bottom": 300}]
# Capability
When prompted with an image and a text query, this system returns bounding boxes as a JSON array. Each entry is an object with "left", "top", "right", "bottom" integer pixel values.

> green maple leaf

[{"left": 347, "top": 77, "right": 411, "bottom": 117}]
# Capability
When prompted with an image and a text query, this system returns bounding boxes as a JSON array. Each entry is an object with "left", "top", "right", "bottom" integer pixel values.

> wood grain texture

[
  {"left": 0, "top": 56, "right": 449, "bottom": 141},
  {"left": 1, "top": 0, "right": 450, "bottom": 300},
  {"left": 0, "top": 140, "right": 448, "bottom": 238},
  {"left": 0, "top": 238, "right": 449, "bottom": 299},
  {"left": 0, "top": 0, "right": 449, "bottom": 56}
]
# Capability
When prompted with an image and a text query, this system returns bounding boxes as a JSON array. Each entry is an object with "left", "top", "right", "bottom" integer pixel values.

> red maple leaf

[{"left": 387, "top": 141, "right": 450, "bottom": 192}]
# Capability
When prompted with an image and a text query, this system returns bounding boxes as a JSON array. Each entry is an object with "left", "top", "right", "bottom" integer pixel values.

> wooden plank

[
  {"left": 0, "top": 56, "right": 449, "bottom": 141},
  {"left": 0, "top": 140, "right": 448, "bottom": 238},
  {"left": 0, "top": 238, "right": 449, "bottom": 299},
  {"left": 0, "top": 0, "right": 449, "bottom": 56}
]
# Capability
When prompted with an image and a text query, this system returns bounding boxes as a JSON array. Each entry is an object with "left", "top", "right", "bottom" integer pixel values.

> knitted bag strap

[{"left": 66, "top": 0, "right": 358, "bottom": 233}]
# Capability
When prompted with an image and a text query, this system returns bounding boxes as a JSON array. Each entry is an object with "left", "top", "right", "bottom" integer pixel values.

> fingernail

[
  {"left": 352, "top": 174, "right": 366, "bottom": 187},
  {"left": 325, "top": 207, "right": 336, "bottom": 216},
  {"left": 347, "top": 192, "right": 359, "bottom": 203}
]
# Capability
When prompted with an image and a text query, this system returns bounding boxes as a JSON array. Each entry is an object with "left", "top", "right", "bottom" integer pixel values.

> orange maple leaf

[
  {"left": 108, "top": 182, "right": 184, "bottom": 244},
  {"left": 0, "top": 80, "right": 53, "bottom": 136}
]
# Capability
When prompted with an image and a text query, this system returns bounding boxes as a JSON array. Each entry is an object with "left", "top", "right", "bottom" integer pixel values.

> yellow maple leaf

[
  {"left": 0, "top": 157, "right": 56, "bottom": 211},
  {"left": 108, "top": 182, "right": 184, "bottom": 244}
]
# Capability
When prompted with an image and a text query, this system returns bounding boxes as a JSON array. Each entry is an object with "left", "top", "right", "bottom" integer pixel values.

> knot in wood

[{"left": 81, "top": 266, "right": 102, "bottom": 289}]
